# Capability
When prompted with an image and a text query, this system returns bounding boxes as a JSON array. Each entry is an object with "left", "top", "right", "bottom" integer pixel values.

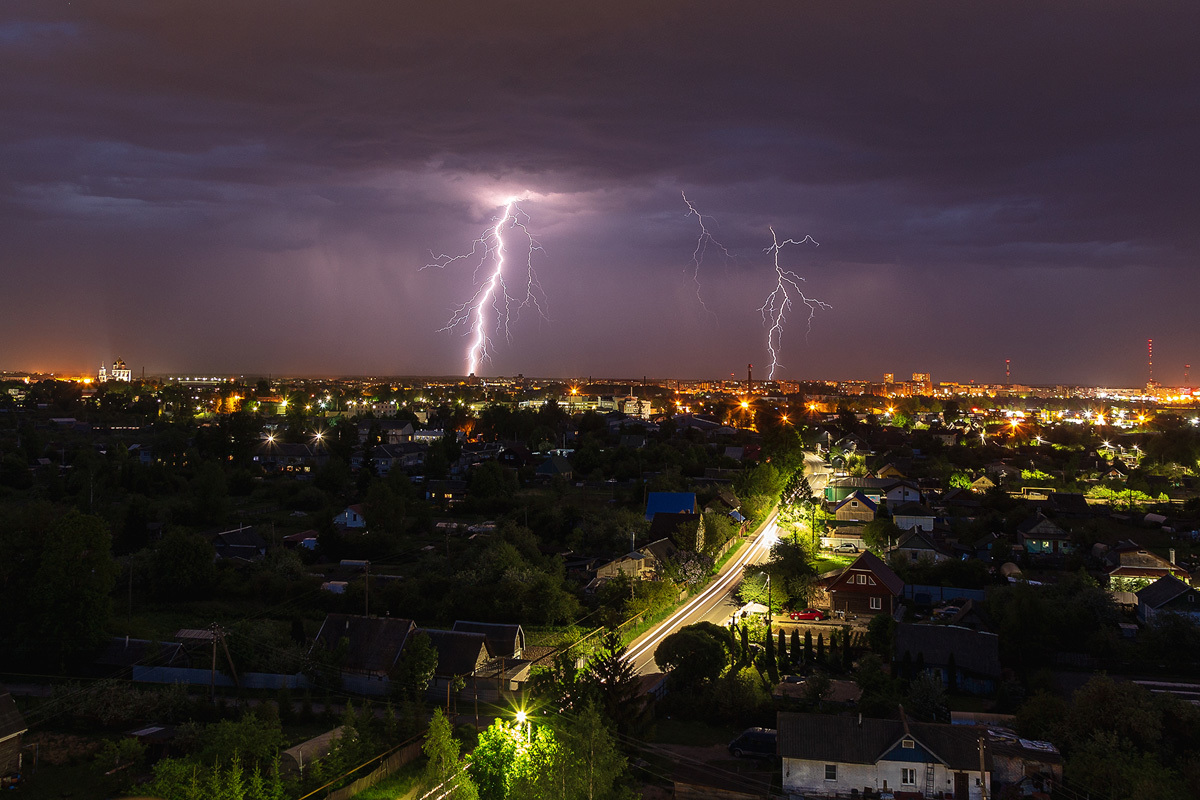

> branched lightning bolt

[
  {"left": 682, "top": 191, "right": 733, "bottom": 317},
  {"left": 759, "top": 227, "right": 829, "bottom": 379},
  {"left": 422, "top": 201, "right": 547, "bottom": 376}
]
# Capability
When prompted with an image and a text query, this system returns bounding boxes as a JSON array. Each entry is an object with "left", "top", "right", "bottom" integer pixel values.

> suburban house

[
  {"left": 894, "top": 623, "right": 1001, "bottom": 695},
  {"left": 0, "top": 692, "right": 28, "bottom": 775},
  {"left": 892, "top": 502, "right": 936, "bottom": 533},
  {"left": 970, "top": 475, "right": 996, "bottom": 493},
  {"left": 645, "top": 492, "right": 698, "bottom": 521},
  {"left": 876, "top": 463, "right": 907, "bottom": 479},
  {"left": 420, "top": 629, "right": 493, "bottom": 683},
  {"left": 206, "top": 525, "right": 268, "bottom": 561},
  {"left": 778, "top": 710, "right": 992, "bottom": 800},
  {"left": 283, "top": 530, "right": 319, "bottom": 550},
  {"left": 1136, "top": 575, "right": 1200, "bottom": 624},
  {"left": 425, "top": 479, "right": 468, "bottom": 506},
  {"left": 451, "top": 621, "right": 525, "bottom": 659},
  {"left": 824, "top": 478, "right": 920, "bottom": 507},
  {"left": 834, "top": 492, "right": 878, "bottom": 523},
  {"left": 889, "top": 528, "right": 954, "bottom": 565},
  {"left": 817, "top": 551, "right": 905, "bottom": 617},
  {"left": 1015, "top": 513, "right": 1076, "bottom": 558},
  {"left": 253, "top": 441, "right": 330, "bottom": 474},
  {"left": 334, "top": 504, "right": 367, "bottom": 529},
  {"left": 534, "top": 454, "right": 574, "bottom": 481},
  {"left": 592, "top": 550, "right": 652, "bottom": 585},
  {"left": 369, "top": 442, "right": 425, "bottom": 476},
  {"left": 1105, "top": 540, "right": 1189, "bottom": 587},
  {"left": 310, "top": 614, "right": 417, "bottom": 685},
  {"left": 648, "top": 512, "right": 705, "bottom": 554}
]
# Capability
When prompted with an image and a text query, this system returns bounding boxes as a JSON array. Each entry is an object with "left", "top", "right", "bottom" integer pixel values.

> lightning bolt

[
  {"left": 423, "top": 200, "right": 546, "bottom": 376},
  {"left": 759, "top": 227, "right": 829, "bottom": 380},
  {"left": 681, "top": 191, "right": 733, "bottom": 317}
]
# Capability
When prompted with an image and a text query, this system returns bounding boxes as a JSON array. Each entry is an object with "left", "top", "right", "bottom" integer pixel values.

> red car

[{"left": 789, "top": 608, "right": 827, "bottom": 621}]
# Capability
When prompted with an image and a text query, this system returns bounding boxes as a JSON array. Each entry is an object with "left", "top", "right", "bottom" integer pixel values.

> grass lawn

[
  {"left": 647, "top": 718, "right": 738, "bottom": 747},
  {"left": 812, "top": 553, "right": 856, "bottom": 574}
]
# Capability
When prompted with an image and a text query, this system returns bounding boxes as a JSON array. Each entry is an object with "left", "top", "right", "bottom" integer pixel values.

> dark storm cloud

[{"left": 1, "top": 1, "right": 1198, "bottom": 382}]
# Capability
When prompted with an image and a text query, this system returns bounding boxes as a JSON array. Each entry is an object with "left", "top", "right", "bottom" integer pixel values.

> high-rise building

[
  {"left": 883, "top": 373, "right": 894, "bottom": 384},
  {"left": 912, "top": 373, "right": 930, "bottom": 383}
]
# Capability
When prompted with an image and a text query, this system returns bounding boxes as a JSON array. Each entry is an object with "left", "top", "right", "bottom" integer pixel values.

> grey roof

[
  {"left": 895, "top": 623, "right": 1000, "bottom": 679},
  {"left": 838, "top": 550, "right": 905, "bottom": 595},
  {"left": 1136, "top": 574, "right": 1191, "bottom": 608},
  {"left": 0, "top": 693, "right": 27, "bottom": 740},
  {"left": 893, "top": 502, "right": 934, "bottom": 517},
  {"left": 311, "top": 614, "right": 416, "bottom": 675},
  {"left": 777, "top": 712, "right": 991, "bottom": 771},
  {"left": 420, "top": 629, "right": 492, "bottom": 677},
  {"left": 452, "top": 621, "right": 525, "bottom": 658}
]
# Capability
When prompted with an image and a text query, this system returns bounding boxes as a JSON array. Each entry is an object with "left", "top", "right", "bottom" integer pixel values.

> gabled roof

[
  {"left": 311, "top": 614, "right": 416, "bottom": 675},
  {"left": 641, "top": 537, "right": 679, "bottom": 565},
  {"left": 645, "top": 492, "right": 697, "bottom": 521},
  {"left": 0, "top": 693, "right": 27, "bottom": 741},
  {"left": 893, "top": 528, "right": 950, "bottom": 555},
  {"left": 1016, "top": 512, "right": 1068, "bottom": 538},
  {"left": 835, "top": 550, "right": 904, "bottom": 595},
  {"left": 895, "top": 623, "right": 1001, "bottom": 679},
  {"left": 835, "top": 492, "right": 878, "bottom": 513},
  {"left": 777, "top": 712, "right": 991, "bottom": 771},
  {"left": 648, "top": 512, "right": 701, "bottom": 545},
  {"left": 452, "top": 621, "right": 525, "bottom": 657},
  {"left": 420, "top": 629, "right": 493, "bottom": 677},
  {"left": 535, "top": 454, "right": 573, "bottom": 475},
  {"left": 1136, "top": 574, "right": 1192, "bottom": 608},
  {"left": 892, "top": 501, "right": 934, "bottom": 517}
]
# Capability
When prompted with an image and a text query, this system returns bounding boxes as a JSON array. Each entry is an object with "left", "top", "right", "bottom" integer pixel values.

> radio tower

[
  {"left": 1148, "top": 339, "right": 1154, "bottom": 384},
  {"left": 1005, "top": 359, "right": 1010, "bottom": 384},
  {"left": 1186, "top": 364, "right": 1191, "bottom": 386}
]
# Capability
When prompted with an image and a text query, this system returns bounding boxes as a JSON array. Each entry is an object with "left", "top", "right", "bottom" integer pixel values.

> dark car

[
  {"left": 789, "top": 608, "right": 828, "bottom": 621},
  {"left": 728, "top": 727, "right": 777, "bottom": 759}
]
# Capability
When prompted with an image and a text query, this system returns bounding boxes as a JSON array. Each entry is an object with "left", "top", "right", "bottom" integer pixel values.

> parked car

[
  {"left": 728, "top": 727, "right": 777, "bottom": 759},
  {"left": 789, "top": 608, "right": 828, "bottom": 621},
  {"left": 833, "top": 543, "right": 859, "bottom": 553}
]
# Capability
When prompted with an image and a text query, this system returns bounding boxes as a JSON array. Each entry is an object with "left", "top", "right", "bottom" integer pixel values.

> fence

[
  {"left": 902, "top": 584, "right": 986, "bottom": 606},
  {"left": 131, "top": 666, "right": 310, "bottom": 689},
  {"left": 323, "top": 739, "right": 424, "bottom": 800}
]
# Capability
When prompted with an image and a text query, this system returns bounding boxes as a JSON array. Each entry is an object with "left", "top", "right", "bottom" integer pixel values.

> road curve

[{"left": 625, "top": 509, "right": 780, "bottom": 675}]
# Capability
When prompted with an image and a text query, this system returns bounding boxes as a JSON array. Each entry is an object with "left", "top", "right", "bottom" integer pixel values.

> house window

[
  {"left": 852, "top": 501, "right": 859, "bottom": 507},
  {"left": 902, "top": 738, "right": 914, "bottom": 749},
  {"left": 868, "top": 577, "right": 876, "bottom": 586},
  {"left": 870, "top": 596, "right": 882, "bottom": 610},
  {"left": 825, "top": 764, "right": 837, "bottom": 781},
  {"left": 858, "top": 574, "right": 867, "bottom": 584},
  {"left": 902, "top": 768, "right": 916, "bottom": 785}
]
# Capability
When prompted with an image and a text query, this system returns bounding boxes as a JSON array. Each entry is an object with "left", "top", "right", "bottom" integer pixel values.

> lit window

[
  {"left": 902, "top": 768, "right": 916, "bottom": 785},
  {"left": 870, "top": 597, "right": 882, "bottom": 610},
  {"left": 825, "top": 764, "right": 837, "bottom": 781}
]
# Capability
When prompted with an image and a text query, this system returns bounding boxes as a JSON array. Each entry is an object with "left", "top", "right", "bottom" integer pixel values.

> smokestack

[{"left": 747, "top": 363, "right": 753, "bottom": 392}]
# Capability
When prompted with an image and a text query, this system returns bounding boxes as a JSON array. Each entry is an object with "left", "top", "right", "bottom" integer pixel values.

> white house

[
  {"left": 778, "top": 711, "right": 991, "bottom": 800},
  {"left": 335, "top": 504, "right": 367, "bottom": 529}
]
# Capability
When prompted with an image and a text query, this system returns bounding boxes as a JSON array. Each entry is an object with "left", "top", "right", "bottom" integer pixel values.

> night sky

[{"left": 3, "top": 2, "right": 1198, "bottom": 385}]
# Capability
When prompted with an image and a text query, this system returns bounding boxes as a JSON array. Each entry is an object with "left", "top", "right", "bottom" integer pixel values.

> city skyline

[{"left": 3, "top": 3, "right": 1199, "bottom": 385}]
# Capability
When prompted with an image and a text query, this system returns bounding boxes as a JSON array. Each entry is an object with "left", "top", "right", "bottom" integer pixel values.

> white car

[{"left": 833, "top": 543, "right": 859, "bottom": 553}]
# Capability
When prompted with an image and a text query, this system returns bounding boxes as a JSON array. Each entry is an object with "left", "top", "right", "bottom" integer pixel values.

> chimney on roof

[
  {"left": 858, "top": 712, "right": 863, "bottom": 728},
  {"left": 1170, "top": 548, "right": 1176, "bottom": 565}
]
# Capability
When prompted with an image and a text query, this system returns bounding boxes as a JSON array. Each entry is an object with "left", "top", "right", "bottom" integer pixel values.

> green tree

[
  {"left": 423, "top": 709, "right": 478, "bottom": 800},
  {"left": 27, "top": 510, "right": 118, "bottom": 665},
  {"left": 862, "top": 518, "right": 901, "bottom": 552},
  {"left": 655, "top": 623, "right": 729, "bottom": 689},
  {"left": 150, "top": 530, "right": 217, "bottom": 600},
  {"left": 583, "top": 631, "right": 639, "bottom": 731},
  {"left": 391, "top": 631, "right": 438, "bottom": 703}
]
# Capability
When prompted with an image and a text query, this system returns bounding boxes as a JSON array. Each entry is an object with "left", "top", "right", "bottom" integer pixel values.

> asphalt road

[{"left": 625, "top": 508, "right": 780, "bottom": 675}]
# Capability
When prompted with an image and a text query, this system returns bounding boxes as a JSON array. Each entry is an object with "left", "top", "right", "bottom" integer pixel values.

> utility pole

[
  {"left": 365, "top": 561, "right": 370, "bottom": 618},
  {"left": 210, "top": 623, "right": 218, "bottom": 702},
  {"left": 978, "top": 735, "right": 989, "bottom": 800}
]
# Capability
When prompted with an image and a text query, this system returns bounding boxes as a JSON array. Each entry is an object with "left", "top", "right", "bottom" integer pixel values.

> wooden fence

[{"left": 304, "top": 737, "right": 424, "bottom": 800}]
